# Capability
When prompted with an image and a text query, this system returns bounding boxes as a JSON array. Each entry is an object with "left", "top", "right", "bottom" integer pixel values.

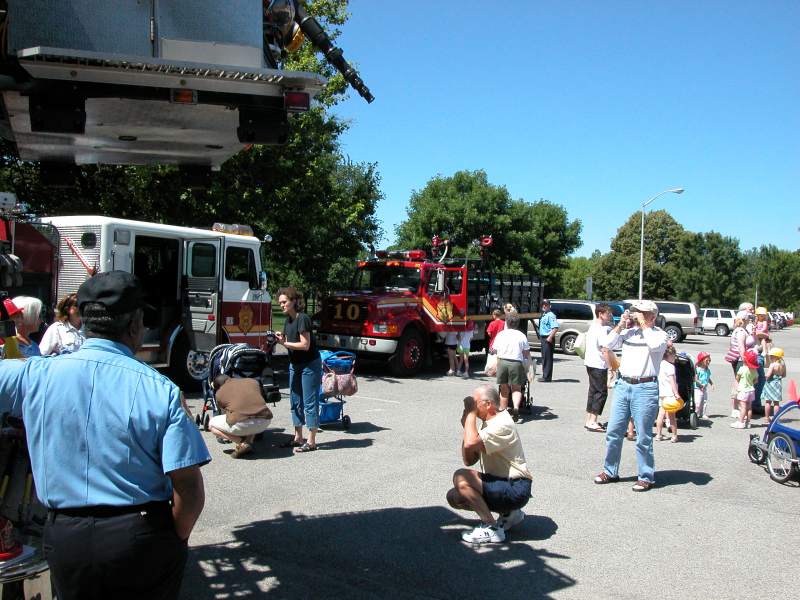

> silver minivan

[{"left": 528, "top": 299, "right": 595, "bottom": 355}]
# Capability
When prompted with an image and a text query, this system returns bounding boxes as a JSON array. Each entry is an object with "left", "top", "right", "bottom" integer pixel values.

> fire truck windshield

[{"left": 353, "top": 265, "right": 421, "bottom": 292}]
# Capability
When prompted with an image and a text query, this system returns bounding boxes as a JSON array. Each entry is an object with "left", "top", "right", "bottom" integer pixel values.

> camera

[{"left": 0, "top": 291, "right": 15, "bottom": 338}]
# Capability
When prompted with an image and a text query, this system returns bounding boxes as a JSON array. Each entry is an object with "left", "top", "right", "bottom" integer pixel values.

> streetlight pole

[{"left": 638, "top": 187, "right": 684, "bottom": 300}]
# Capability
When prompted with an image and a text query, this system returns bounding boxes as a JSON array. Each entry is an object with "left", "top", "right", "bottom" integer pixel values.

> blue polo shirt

[
  {"left": 0, "top": 338, "right": 211, "bottom": 509},
  {"left": 538, "top": 310, "right": 559, "bottom": 337}
]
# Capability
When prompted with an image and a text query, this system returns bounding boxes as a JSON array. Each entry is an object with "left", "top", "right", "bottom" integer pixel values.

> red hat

[
  {"left": 696, "top": 351, "right": 710, "bottom": 364},
  {"left": 2, "top": 298, "right": 21, "bottom": 317},
  {"left": 743, "top": 349, "right": 759, "bottom": 369}
]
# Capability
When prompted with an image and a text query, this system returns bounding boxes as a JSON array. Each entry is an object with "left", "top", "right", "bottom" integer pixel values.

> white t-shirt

[
  {"left": 658, "top": 360, "right": 677, "bottom": 398},
  {"left": 478, "top": 410, "right": 531, "bottom": 479},
  {"left": 584, "top": 322, "right": 611, "bottom": 370},
  {"left": 457, "top": 329, "right": 473, "bottom": 350},
  {"left": 39, "top": 321, "right": 85, "bottom": 356},
  {"left": 492, "top": 328, "right": 530, "bottom": 362}
]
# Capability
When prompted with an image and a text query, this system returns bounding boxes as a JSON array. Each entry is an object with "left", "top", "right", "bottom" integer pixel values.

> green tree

[
  {"left": 0, "top": 1, "right": 381, "bottom": 293},
  {"left": 672, "top": 231, "right": 744, "bottom": 307},
  {"left": 743, "top": 246, "right": 800, "bottom": 312},
  {"left": 560, "top": 251, "right": 602, "bottom": 298},
  {"left": 394, "top": 170, "right": 582, "bottom": 291},
  {"left": 593, "top": 210, "right": 685, "bottom": 300}
]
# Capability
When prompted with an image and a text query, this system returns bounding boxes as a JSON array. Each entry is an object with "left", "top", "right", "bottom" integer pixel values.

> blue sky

[{"left": 331, "top": 0, "right": 799, "bottom": 256}]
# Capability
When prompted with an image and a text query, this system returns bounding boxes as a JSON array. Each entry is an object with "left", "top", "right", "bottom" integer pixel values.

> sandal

[
  {"left": 279, "top": 439, "right": 305, "bottom": 448},
  {"left": 584, "top": 424, "right": 605, "bottom": 432},
  {"left": 626, "top": 433, "right": 637, "bottom": 441},
  {"left": 232, "top": 442, "right": 253, "bottom": 459},
  {"left": 632, "top": 480, "right": 653, "bottom": 492},
  {"left": 593, "top": 472, "right": 619, "bottom": 484},
  {"left": 294, "top": 442, "right": 317, "bottom": 453}
]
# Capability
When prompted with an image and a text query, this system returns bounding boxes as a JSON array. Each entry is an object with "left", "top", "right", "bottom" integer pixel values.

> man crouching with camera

[{"left": 447, "top": 384, "right": 533, "bottom": 544}]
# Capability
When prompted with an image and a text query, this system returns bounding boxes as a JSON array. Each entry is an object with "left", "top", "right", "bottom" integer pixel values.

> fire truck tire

[
  {"left": 169, "top": 335, "right": 201, "bottom": 392},
  {"left": 390, "top": 329, "right": 426, "bottom": 377}
]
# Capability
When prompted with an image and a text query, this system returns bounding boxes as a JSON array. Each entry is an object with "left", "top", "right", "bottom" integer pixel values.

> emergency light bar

[
  {"left": 212, "top": 223, "right": 254, "bottom": 236},
  {"left": 373, "top": 249, "right": 427, "bottom": 260}
]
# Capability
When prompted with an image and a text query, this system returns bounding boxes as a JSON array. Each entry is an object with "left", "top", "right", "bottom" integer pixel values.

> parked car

[
  {"left": 528, "top": 299, "right": 595, "bottom": 355},
  {"left": 624, "top": 299, "right": 699, "bottom": 342},
  {"left": 700, "top": 307, "right": 736, "bottom": 336}
]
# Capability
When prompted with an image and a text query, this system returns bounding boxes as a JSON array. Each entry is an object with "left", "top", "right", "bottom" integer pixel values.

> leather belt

[
  {"left": 49, "top": 501, "right": 170, "bottom": 519},
  {"left": 621, "top": 375, "right": 657, "bottom": 384}
]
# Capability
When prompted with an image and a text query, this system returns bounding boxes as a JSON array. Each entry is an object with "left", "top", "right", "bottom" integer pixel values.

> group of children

[{"left": 654, "top": 342, "right": 787, "bottom": 440}]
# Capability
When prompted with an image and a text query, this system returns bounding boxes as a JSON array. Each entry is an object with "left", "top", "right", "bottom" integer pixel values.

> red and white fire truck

[
  {"left": 316, "top": 239, "right": 542, "bottom": 376},
  {"left": 3, "top": 210, "right": 275, "bottom": 388}
]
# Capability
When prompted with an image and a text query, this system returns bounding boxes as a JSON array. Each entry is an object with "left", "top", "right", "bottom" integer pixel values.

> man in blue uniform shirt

[
  {"left": 0, "top": 271, "right": 211, "bottom": 600},
  {"left": 537, "top": 299, "right": 559, "bottom": 382}
]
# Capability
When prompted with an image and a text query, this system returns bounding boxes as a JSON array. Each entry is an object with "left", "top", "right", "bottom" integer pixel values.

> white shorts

[{"left": 210, "top": 414, "right": 272, "bottom": 436}]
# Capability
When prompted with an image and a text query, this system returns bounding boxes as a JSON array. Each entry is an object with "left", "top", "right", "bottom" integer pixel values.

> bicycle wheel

[{"left": 766, "top": 433, "right": 797, "bottom": 484}]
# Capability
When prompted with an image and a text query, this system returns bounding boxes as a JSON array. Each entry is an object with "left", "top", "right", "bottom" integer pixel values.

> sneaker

[
  {"left": 462, "top": 370, "right": 470, "bottom": 379},
  {"left": 654, "top": 434, "right": 665, "bottom": 442},
  {"left": 447, "top": 370, "right": 455, "bottom": 376},
  {"left": 730, "top": 421, "right": 746, "bottom": 429},
  {"left": 496, "top": 509, "right": 525, "bottom": 532},
  {"left": 461, "top": 524, "right": 505, "bottom": 544}
]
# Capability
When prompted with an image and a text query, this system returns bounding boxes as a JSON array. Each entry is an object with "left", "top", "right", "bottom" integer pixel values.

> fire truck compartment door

[{"left": 183, "top": 238, "right": 223, "bottom": 351}]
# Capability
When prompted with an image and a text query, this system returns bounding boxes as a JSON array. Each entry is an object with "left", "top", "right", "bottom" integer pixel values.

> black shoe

[{"left": 537, "top": 378, "right": 551, "bottom": 383}]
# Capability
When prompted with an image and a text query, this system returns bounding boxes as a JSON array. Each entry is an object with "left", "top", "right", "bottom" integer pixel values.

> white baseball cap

[{"left": 630, "top": 299, "right": 658, "bottom": 314}]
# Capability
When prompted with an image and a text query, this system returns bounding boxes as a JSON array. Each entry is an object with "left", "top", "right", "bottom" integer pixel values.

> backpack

[{"left": 573, "top": 332, "right": 587, "bottom": 359}]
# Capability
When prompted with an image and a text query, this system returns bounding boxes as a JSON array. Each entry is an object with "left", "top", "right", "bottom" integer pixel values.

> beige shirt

[{"left": 478, "top": 410, "right": 531, "bottom": 479}]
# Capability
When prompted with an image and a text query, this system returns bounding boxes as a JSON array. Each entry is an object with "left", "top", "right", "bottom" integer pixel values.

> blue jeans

[
  {"left": 289, "top": 357, "right": 321, "bottom": 431},
  {"left": 603, "top": 379, "right": 659, "bottom": 484}
]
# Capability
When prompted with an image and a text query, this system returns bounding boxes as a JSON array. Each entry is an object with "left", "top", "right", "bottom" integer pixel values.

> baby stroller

[
  {"left": 748, "top": 380, "right": 800, "bottom": 484},
  {"left": 317, "top": 350, "right": 356, "bottom": 429},
  {"left": 519, "top": 359, "right": 536, "bottom": 414},
  {"left": 673, "top": 353, "right": 699, "bottom": 430},
  {"left": 196, "top": 334, "right": 281, "bottom": 432}
]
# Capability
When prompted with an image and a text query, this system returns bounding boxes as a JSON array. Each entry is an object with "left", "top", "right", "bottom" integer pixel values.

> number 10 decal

[{"left": 334, "top": 303, "right": 361, "bottom": 320}]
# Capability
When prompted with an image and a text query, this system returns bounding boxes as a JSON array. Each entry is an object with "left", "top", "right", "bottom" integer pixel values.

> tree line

[{"left": 560, "top": 210, "right": 800, "bottom": 312}]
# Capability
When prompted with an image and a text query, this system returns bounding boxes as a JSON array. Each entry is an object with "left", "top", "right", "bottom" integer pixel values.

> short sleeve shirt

[
  {"left": 584, "top": 322, "right": 611, "bottom": 370},
  {"left": 478, "top": 410, "right": 530, "bottom": 479},
  {"left": 486, "top": 319, "right": 504, "bottom": 350},
  {"left": 492, "top": 328, "right": 530, "bottom": 362},
  {"left": 284, "top": 312, "right": 319, "bottom": 365},
  {"left": 0, "top": 338, "right": 211, "bottom": 508},
  {"left": 658, "top": 360, "right": 676, "bottom": 397},
  {"left": 538, "top": 311, "right": 559, "bottom": 336},
  {"left": 39, "top": 321, "right": 86, "bottom": 355},
  {"left": 737, "top": 366, "right": 756, "bottom": 393}
]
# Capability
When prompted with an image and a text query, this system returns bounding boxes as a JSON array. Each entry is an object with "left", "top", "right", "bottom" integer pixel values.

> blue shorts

[{"left": 480, "top": 474, "right": 532, "bottom": 514}]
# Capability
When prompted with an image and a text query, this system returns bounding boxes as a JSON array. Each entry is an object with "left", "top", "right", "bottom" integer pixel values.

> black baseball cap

[{"left": 77, "top": 271, "right": 152, "bottom": 315}]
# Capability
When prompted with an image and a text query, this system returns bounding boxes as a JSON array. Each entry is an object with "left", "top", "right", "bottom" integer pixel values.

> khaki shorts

[
  {"left": 496, "top": 359, "right": 526, "bottom": 386},
  {"left": 209, "top": 414, "right": 272, "bottom": 437}
]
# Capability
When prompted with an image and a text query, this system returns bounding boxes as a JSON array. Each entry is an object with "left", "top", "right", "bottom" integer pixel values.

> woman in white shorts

[{"left": 209, "top": 376, "right": 273, "bottom": 458}]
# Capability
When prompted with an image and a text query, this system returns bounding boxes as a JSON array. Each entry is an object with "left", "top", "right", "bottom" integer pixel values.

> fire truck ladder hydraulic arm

[{"left": 264, "top": 0, "right": 374, "bottom": 103}]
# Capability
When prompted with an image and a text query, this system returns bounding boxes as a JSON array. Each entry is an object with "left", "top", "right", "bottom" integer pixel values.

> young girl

[
  {"left": 456, "top": 321, "right": 473, "bottom": 378},
  {"left": 732, "top": 349, "right": 759, "bottom": 429},
  {"left": 754, "top": 307, "right": 771, "bottom": 356},
  {"left": 762, "top": 347, "right": 786, "bottom": 422},
  {"left": 694, "top": 352, "right": 714, "bottom": 419},
  {"left": 655, "top": 345, "right": 683, "bottom": 443}
]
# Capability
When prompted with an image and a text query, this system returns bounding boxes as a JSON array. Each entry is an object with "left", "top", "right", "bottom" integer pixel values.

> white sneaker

[
  {"left": 496, "top": 509, "right": 525, "bottom": 532},
  {"left": 447, "top": 370, "right": 455, "bottom": 376},
  {"left": 462, "top": 370, "right": 470, "bottom": 379},
  {"left": 461, "top": 524, "right": 505, "bottom": 544},
  {"left": 731, "top": 409, "right": 740, "bottom": 418},
  {"left": 730, "top": 421, "right": 746, "bottom": 429}
]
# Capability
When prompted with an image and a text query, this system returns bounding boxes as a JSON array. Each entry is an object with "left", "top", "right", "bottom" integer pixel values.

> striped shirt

[{"left": 602, "top": 326, "right": 668, "bottom": 378}]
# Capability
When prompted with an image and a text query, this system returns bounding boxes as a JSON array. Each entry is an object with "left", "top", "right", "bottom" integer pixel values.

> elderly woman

[
  {"left": 40, "top": 293, "right": 85, "bottom": 355},
  {"left": 727, "top": 316, "right": 755, "bottom": 417},
  {"left": 9, "top": 295, "right": 43, "bottom": 358}
]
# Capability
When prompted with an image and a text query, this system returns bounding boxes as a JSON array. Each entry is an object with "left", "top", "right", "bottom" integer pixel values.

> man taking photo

[{"left": 446, "top": 384, "right": 533, "bottom": 545}]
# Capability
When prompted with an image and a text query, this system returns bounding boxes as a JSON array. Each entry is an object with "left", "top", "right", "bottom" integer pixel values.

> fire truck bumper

[{"left": 316, "top": 333, "right": 397, "bottom": 355}]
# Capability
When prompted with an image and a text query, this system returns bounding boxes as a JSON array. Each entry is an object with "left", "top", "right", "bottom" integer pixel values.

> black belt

[
  {"left": 621, "top": 375, "right": 657, "bottom": 384},
  {"left": 49, "top": 500, "right": 170, "bottom": 519}
]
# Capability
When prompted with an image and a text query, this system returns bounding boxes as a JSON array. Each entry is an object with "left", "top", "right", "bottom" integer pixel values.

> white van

[{"left": 700, "top": 308, "right": 737, "bottom": 336}]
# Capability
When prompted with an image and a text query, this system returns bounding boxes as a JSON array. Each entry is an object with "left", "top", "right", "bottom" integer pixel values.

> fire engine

[
  {"left": 3, "top": 207, "right": 275, "bottom": 389},
  {"left": 316, "top": 238, "right": 542, "bottom": 376}
]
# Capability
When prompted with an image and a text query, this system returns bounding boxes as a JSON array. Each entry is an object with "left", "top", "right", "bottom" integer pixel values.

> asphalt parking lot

[{"left": 182, "top": 326, "right": 799, "bottom": 600}]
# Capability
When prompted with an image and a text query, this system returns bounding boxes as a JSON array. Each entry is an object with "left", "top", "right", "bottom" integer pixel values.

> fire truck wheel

[
  {"left": 169, "top": 335, "right": 202, "bottom": 392},
  {"left": 390, "top": 329, "right": 426, "bottom": 377}
]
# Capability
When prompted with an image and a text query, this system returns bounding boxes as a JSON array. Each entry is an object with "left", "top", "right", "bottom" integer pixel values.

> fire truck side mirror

[
  {"left": 258, "top": 271, "right": 268, "bottom": 291},
  {"left": 435, "top": 269, "right": 446, "bottom": 294}
]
